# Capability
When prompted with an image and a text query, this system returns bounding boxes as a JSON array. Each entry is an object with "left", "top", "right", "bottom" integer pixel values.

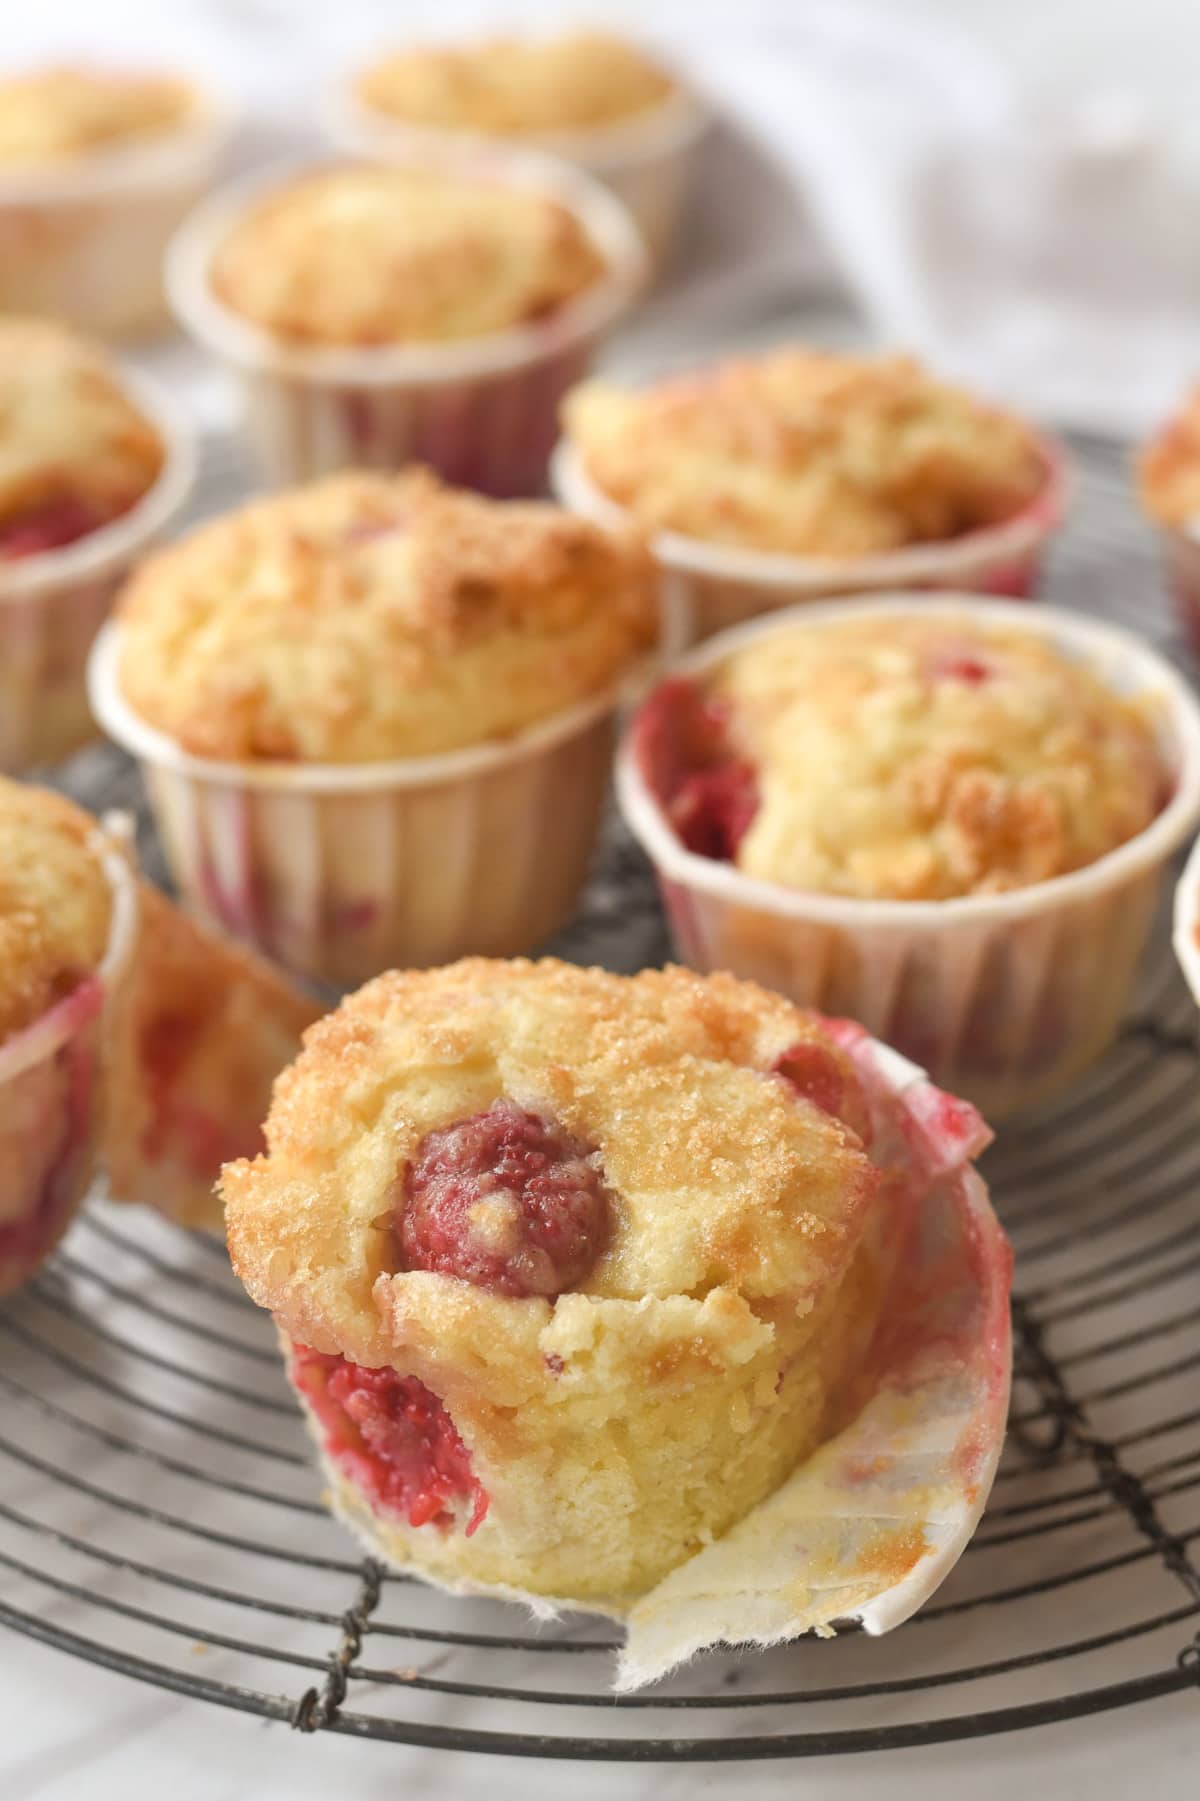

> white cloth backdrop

[{"left": 7, "top": 0, "right": 1200, "bottom": 435}]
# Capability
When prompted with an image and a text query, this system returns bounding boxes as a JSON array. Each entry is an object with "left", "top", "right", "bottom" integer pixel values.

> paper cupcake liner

[
  {"left": 0, "top": 374, "right": 196, "bottom": 774},
  {"left": 0, "top": 819, "right": 138, "bottom": 1295},
  {"left": 102, "top": 881, "right": 320, "bottom": 1233},
  {"left": 89, "top": 623, "right": 619, "bottom": 989},
  {"left": 279, "top": 1024, "right": 1008, "bottom": 1692},
  {"left": 0, "top": 105, "right": 234, "bottom": 337},
  {"left": 320, "top": 87, "right": 708, "bottom": 279},
  {"left": 552, "top": 439, "right": 1070, "bottom": 647},
  {"left": 617, "top": 595, "right": 1200, "bottom": 1119},
  {"left": 167, "top": 149, "right": 646, "bottom": 492}
]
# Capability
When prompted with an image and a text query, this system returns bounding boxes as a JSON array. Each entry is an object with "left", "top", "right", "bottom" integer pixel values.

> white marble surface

[{"left": 6, "top": 1637, "right": 1198, "bottom": 1801}]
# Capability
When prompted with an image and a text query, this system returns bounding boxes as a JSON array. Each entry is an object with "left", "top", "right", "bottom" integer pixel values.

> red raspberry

[
  {"left": 774, "top": 1040, "right": 872, "bottom": 1144},
  {"left": 399, "top": 1099, "right": 611, "bottom": 1297},
  {"left": 0, "top": 494, "right": 106, "bottom": 559},
  {"left": 291, "top": 1345, "right": 488, "bottom": 1535}
]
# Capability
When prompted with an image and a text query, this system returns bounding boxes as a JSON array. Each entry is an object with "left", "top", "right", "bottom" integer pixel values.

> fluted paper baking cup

[
  {"left": 89, "top": 623, "right": 622, "bottom": 989},
  {"left": 617, "top": 595, "right": 1200, "bottom": 1118},
  {"left": 0, "top": 373, "right": 196, "bottom": 773},
  {"left": 0, "top": 101, "right": 235, "bottom": 337},
  {"left": 552, "top": 437, "right": 1070, "bottom": 646},
  {"left": 166, "top": 149, "right": 646, "bottom": 493},
  {"left": 286, "top": 1023, "right": 1010, "bottom": 1692},
  {"left": 0, "top": 817, "right": 138, "bottom": 1295},
  {"left": 321, "top": 83, "right": 708, "bottom": 277}
]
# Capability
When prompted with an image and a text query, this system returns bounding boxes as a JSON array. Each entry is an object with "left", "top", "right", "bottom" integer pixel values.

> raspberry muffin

[
  {"left": 329, "top": 32, "right": 704, "bottom": 277},
  {"left": 555, "top": 347, "right": 1066, "bottom": 641},
  {"left": 351, "top": 33, "right": 675, "bottom": 138},
  {"left": 92, "top": 468, "right": 656, "bottom": 983},
  {"left": 0, "top": 65, "right": 231, "bottom": 335},
  {"left": 0, "top": 318, "right": 192, "bottom": 771},
  {"left": 619, "top": 597, "right": 1200, "bottom": 1116},
  {"left": 0, "top": 779, "right": 134, "bottom": 1293},
  {"left": 1137, "top": 386, "right": 1200, "bottom": 655},
  {"left": 223, "top": 960, "right": 897, "bottom": 1607},
  {"left": 0, "top": 777, "right": 315, "bottom": 1269},
  {"left": 167, "top": 150, "right": 643, "bottom": 491}
]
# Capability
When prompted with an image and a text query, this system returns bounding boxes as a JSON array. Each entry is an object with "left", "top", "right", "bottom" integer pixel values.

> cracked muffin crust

[
  {"left": 113, "top": 467, "right": 655, "bottom": 762},
  {"left": 0, "top": 319, "right": 165, "bottom": 559},
  {"left": 222, "top": 958, "right": 887, "bottom": 1606},
  {"left": 564, "top": 347, "right": 1047, "bottom": 558},
  {"left": 640, "top": 614, "right": 1166, "bottom": 901},
  {"left": 353, "top": 31, "right": 675, "bottom": 137},
  {"left": 0, "top": 64, "right": 199, "bottom": 166},
  {"left": 209, "top": 161, "right": 608, "bottom": 349}
]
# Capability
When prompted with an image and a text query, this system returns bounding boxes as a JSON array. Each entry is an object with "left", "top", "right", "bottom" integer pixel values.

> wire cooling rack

[{"left": 2, "top": 432, "right": 1200, "bottom": 1761}]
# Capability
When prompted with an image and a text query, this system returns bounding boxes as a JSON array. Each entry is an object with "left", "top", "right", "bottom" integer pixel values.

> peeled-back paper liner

[
  {"left": 550, "top": 439, "right": 1070, "bottom": 646},
  {"left": 290, "top": 1022, "right": 1009, "bottom": 1693},
  {"left": 165, "top": 149, "right": 646, "bottom": 491},
  {"left": 0, "top": 815, "right": 139, "bottom": 1292},
  {"left": 102, "top": 880, "right": 320, "bottom": 1233},
  {"left": 617, "top": 595, "right": 1200, "bottom": 1117},
  {"left": 0, "top": 102, "right": 235, "bottom": 337},
  {"left": 320, "top": 84, "right": 709, "bottom": 276},
  {"left": 0, "top": 373, "right": 196, "bottom": 773}
]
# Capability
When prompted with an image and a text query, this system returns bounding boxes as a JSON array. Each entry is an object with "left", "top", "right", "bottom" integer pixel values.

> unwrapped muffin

[
  {"left": 94, "top": 469, "right": 656, "bottom": 982},
  {"left": 223, "top": 959, "right": 892, "bottom": 1607}
]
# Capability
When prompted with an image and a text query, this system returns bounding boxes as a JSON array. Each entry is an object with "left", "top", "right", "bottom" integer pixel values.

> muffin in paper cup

[
  {"left": 0, "top": 371, "right": 196, "bottom": 773},
  {"left": 0, "top": 814, "right": 138, "bottom": 1296},
  {"left": 221, "top": 959, "right": 1009, "bottom": 1691},
  {"left": 617, "top": 595, "right": 1200, "bottom": 1119},
  {"left": 165, "top": 149, "right": 646, "bottom": 494},
  {"left": 90, "top": 625, "right": 623, "bottom": 990},
  {"left": 553, "top": 433, "right": 1070, "bottom": 648},
  {"left": 321, "top": 80, "right": 707, "bottom": 280},
  {"left": 0, "top": 98, "right": 234, "bottom": 338}
]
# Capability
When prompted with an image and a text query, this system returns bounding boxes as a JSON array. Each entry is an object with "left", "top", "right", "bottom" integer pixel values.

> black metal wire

[{"left": 4, "top": 428, "right": 1200, "bottom": 1759}]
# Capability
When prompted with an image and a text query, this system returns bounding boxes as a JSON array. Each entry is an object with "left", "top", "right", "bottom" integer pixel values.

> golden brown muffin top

[
  {"left": 354, "top": 32, "right": 675, "bottom": 136},
  {"left": 222, "top": 959, "right": 876, "bottom": 1370},
  {"left": 0, "top": 777, "right": 113, "bottom": 1043},
  {"left": 0, "top": 318, "right": 164, "bottom": 537},
  {"left": 1138, "top": 386, "right": 1200, "bottom": 528},
  {"left": 209, "top": 162, "right": 607, "bottom": 348},
  {"left": 565, "top": 347, "right": 1046, "bottom": 557},
  {"left": 701, "top": 614, "right": 1165, "bottom": 900},
  {"left": 114, "top": 468, "right": 656, "bottom": 762},
  {"left": 0, "top": 64, "right": 199, "bottom": 165}
]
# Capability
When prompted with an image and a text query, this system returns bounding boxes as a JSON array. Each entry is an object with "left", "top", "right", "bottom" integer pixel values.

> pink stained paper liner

[{"left": 617, "top": 1027, "right": 1010, "bottom": 1691}]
